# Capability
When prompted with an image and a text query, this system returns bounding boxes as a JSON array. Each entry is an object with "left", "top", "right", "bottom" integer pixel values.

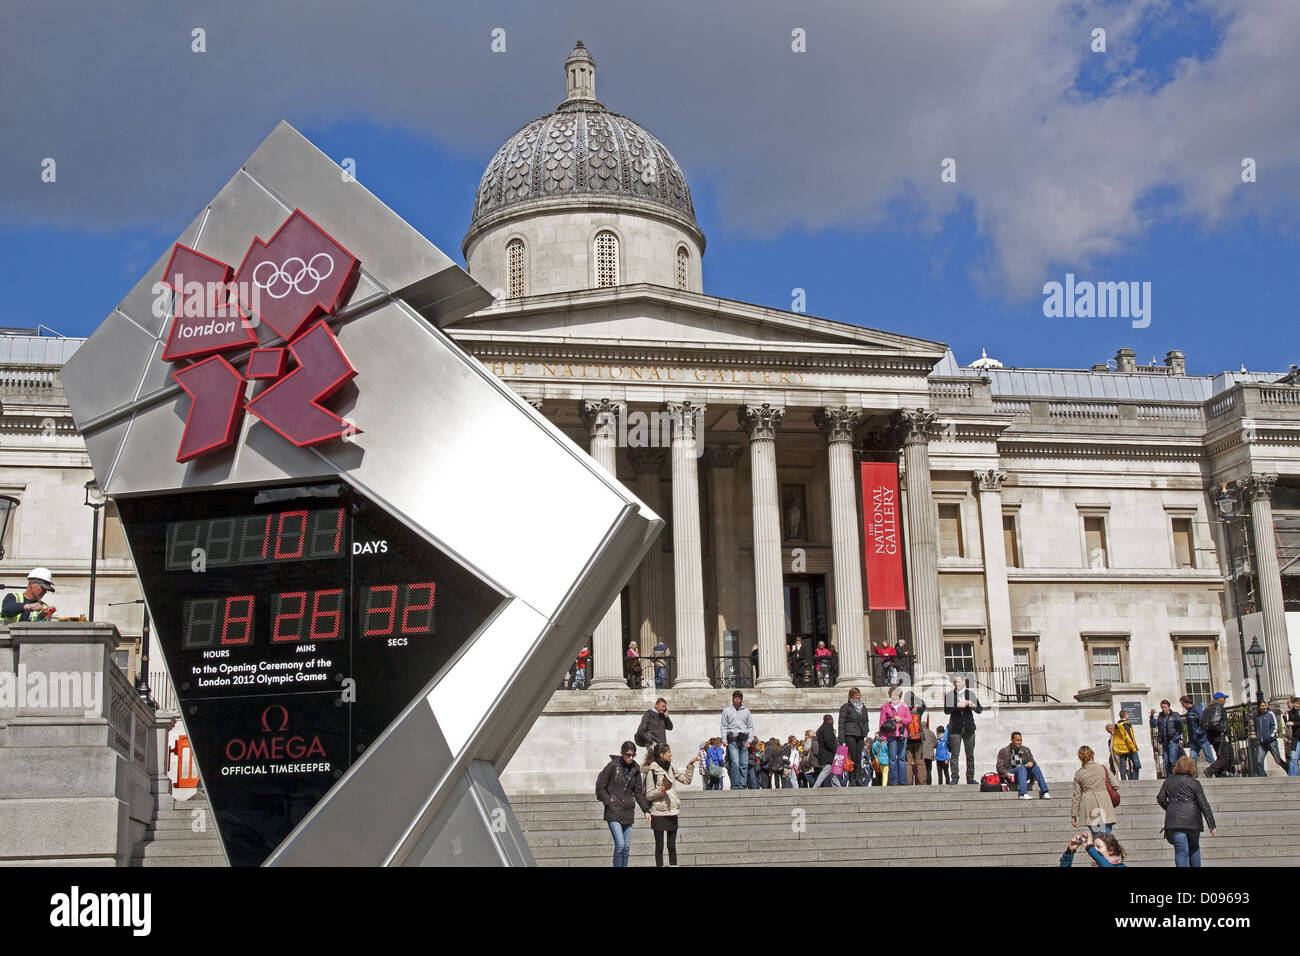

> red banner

[{"left": 861, "top": 462, "right": 906, "bottom": 609}]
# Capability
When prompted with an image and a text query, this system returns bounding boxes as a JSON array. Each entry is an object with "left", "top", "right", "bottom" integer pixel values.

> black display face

[{"left": 118, "top": 482, "right": 507, "bottom": 867}]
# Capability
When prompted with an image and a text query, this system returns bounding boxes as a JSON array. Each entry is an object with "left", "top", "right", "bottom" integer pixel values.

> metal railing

[
  {"left": 1145, "top": 703, "right": 1276, "bottom": 777},
  {"left": 969, "top": 666, "right": 1058, "bottom": 703},
  {"left": 871, "top": 652, "right": 914, "bottom": 688},
  {"left": 709, "top": 655, "right": 754, "bottom": 689}
]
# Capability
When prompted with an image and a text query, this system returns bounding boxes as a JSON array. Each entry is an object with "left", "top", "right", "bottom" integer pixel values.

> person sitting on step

[{"left": 996, "top": 731, "right": 1051, "bottom": 800}]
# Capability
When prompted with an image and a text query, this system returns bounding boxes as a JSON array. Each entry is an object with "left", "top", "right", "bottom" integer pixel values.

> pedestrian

[
  {"left": 697, "top": 739, "right": 711, "bottom": 790},
  {"left": 921, "top": 720, "right": 937, "bottom": 785},
  {"left": 879, "top": 685, "right": 912, "bottom": 786},
  {"left": 1250, "top": 700, "right": 1287, "bottom": 775},
  {"left": 943, "top": 675, "right": 982, "bottom": 785},
  {"left": 1202, "top": 692, "right": 1234, "bottom": 778},
  {"left": 829, "top": 643, "right": 840, "bottom": 686},
  {"left": 789, "top": 635, "right": 810, "bottom": 687},
  {"left": 1149, "top": 701, "right": 1184, "bottom": 776},
  {"left": 838, "top": 687, "right": 871, "bottom": 787},
  {"left": 801, "top": 730, "right": 820, "bottom": 787},
  {"left": 634, "top": 697, "right": 674, "bottom": 760},
  {"left": 1157, "top": 755, "right": 1217, "bottom": 867},
  {"left": 1059, "top": 832, "right": 1127, "bottom": 868},
  {"left": 642, "top": 742, "right": 698, "bottom": 867},
  {"left": 747, "top": 737, "right": 763, "bottom": 791},
  {"left": 720, "top": 691, "right": 754, "bottom": 790},
  {"left": 934, "top": 726, "right": 951, "bottom": 785},
  {"left": 905, "top": 705, "right": 926, "bottom": 785},
  {"left": 777, "top": 736, "right": 797, "bottom": 789},
  {"left": 1180, "top": 695, "right": 1215, "bottom": 768},
  {"left": 627, "top": 641, "right": 646, "bottom": 689},
  {"left": 871, "top": 733, "right": 890, "bottom": 786},
  {"left": 651, "top": 638, "right": 671, "bottom": 689},
  {"left": 1071, "top": 745, "right": 1120, "bottom": 836},
  {"left": 1286, "top": 697, "right": 1300, "bottom": 777},
  {"left": 1112, "top": 710, "right": 1142, "bottom": 780},
  {"left": 705, "top": 737, "right": 727, "bottom": 790},
  {"left": 814, "top": 714, "right": 840, "bottom": 787},
  {"left": 996, "top": 731, "right": 1051, "bottom": 799},
  {"left": 815, "top": 640, "right": 833, "bottom": 686},
  {"left": 571, "top": 645, "right": 590, "bottom": 690},
  {"left": 595, "top": 741, "right": 653, "bottom": 868},
  {"left": 750, "top": 644, "right": 759, "bottom": 683}
]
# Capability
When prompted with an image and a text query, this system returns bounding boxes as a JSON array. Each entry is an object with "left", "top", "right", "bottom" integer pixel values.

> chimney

[
  {"left": 1115, "top": 348, "right": 1136, "bottom": 373},
  {"left": 1165, "top": 350, "right": 1186, "bottom": 375},
  {"left": 1091, "top": 363, "right": 1110, "bottom": 372}
]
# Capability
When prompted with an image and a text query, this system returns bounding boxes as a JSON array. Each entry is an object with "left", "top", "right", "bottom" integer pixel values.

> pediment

[{"left": 446, "top": 284, "right": 945, "bottom": 360}]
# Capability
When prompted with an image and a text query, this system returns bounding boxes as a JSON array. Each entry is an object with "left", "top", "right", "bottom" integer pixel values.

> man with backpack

[
  {"left": 1179, "top": 695, "right": 1215, "bottom": 768},
  {"left": 1203, "top": 692, "right": 1234, "bottom": 778},
  {"left": 1149, "top": 700, "right": 1184, "bottom": 777},
  {"left": 1111, "top": 710, "right": 1142, "bottom": 780},
  {"left": 905, "top": 703, "right": 927, "bottom": 785}
]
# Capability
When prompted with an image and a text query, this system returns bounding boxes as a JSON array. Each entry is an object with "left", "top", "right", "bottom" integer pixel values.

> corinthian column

[
  {"left": 739, "top": 403, "right": 789, "bottom": 688},
  {"left": 1239, "top": 474, "right": 1293, "bottom": 699},
  {"left": 665, "top": 401, "right": 710, "bottom": 688},
  {"left": 705, "top": 445, "right": 744, "bottom": 666},
  {"left": 814, "top": 406, "right": 867, "bottom": 683},
  {"left": 628, "top": 448, "right": 667, "bottom": 656},
  {"left": 896, "top": 409, "right": 942, "bottom": 676},
  {"left": 580, "top": 399, "right": 627, "bottom": 690}
]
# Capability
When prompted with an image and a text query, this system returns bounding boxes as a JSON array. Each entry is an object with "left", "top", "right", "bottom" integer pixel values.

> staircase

[
  {"left": 516, "top": 776, "right": 1300, "bottom": 866},
  {"left": 130, "top": 793, "right": 226, "bottom": 867}
]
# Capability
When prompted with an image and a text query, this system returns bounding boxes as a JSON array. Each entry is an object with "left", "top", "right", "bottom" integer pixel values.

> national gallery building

[{"left": 2, "top": 43, "right": 1298, "bottom": 787}]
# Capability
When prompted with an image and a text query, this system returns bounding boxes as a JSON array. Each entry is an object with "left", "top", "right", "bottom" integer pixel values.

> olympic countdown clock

[{"left": 63, "top": 122, "right": 661, "bottom": 866}]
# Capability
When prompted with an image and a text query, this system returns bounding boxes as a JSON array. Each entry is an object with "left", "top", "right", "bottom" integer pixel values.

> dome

[
  {"left": 969, "top": 347, "right": 1004, "bottom": 370},
  {"left": 465, "top": 42, "right": 699, "bottom": 249}
]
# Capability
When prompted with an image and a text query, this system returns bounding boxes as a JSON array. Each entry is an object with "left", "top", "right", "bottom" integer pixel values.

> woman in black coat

[
  {"left": 1156, "top": 755, "right": 1217, "bottom": 867},
  {"left": 596, "top": 740, "right": 653, "bottom": 868},
  {"left": 838, "top": 688, "right": 871, "bottom": 786}
]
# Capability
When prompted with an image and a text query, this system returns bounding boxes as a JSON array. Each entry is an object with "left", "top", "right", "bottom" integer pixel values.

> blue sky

[{"left": 2, "top": 0, "right": 1296, "bottom": 375}]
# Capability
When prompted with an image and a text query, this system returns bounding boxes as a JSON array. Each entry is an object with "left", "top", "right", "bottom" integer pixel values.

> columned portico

[
  {"left": 740, "top": 403, "right": 790, "bottom": 688},
  {"left": 705, "top": 445, "right": 744, "bottom": 673},
  {"left": 974, "top": 469, "right": 1013, "bottom": 671},
  {"left": 897, "top": 409, "right": 942, "bottom": 675},
  {"left": 579, "top": 398, "right": 627, "bottom": 689},
  {"left": 815, "top": 406, "right": 868, "bottom": 683},
  {"left": 1239, "top": 473, "right": 1293, "bottom": 699},
  {"left": 666, "top": 401, "right": 711, "bottom": 688}
]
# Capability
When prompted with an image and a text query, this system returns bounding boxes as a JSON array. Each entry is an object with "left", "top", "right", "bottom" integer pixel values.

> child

[
  {"left": 871, "top": 733, "right": 890, "bottom": 787},
  {"left": 697, "top": 739, "right": 711, "bottom": 790},
  {"left": 705, "top": 737, "right": 726, "bottom": 790},
  {"left": 935, "top": 725, "right": 952, "bottom": 785}
]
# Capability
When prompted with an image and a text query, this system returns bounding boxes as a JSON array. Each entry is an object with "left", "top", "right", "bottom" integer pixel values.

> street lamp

[
  {"left": 109, "top": 598, "right": 156, "bottom": 708},
  {"left": 0, "top": 494, "right": 19, "bottom": 560},
  {"left": 84, "top": 480, "right": 106, "bottom": 622},
  {"left": 1247, "top": 636, "right": 1266, "bottom": 704}
]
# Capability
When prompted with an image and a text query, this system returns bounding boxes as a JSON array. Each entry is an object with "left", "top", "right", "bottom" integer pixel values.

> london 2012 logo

[{"left": 157, "top": 210, "right": 362, "bottom": 461}]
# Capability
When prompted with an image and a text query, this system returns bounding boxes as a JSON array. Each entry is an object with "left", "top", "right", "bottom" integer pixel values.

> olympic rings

[{"left": 251, "top": 252, "right": 335, "bottom": 299}]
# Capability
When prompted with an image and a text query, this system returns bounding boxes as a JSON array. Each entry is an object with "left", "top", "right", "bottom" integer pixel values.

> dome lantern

[{"left": 563, "top": 40, "right": 600, "bottom": 108}]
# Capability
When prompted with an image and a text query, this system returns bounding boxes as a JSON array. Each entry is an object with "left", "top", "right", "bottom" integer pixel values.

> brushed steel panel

[{"left": 62, "top": 310, "right": 156, "bottom": 433}]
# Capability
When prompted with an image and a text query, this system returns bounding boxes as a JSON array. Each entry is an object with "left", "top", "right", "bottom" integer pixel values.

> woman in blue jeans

[
  {"left": 1157, "top": 755, "right": 1217, "bottom": 867},
  {"left": 879, "top": 686, "right": 912, "bottom": 786},
  {"left": 595, "top": 741, "right": 653, "bottom": 867}
]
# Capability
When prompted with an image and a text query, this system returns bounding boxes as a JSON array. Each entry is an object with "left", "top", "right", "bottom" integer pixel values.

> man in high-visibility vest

[{"left": 1, "top": 568, "right": 57, "bottom": 623}]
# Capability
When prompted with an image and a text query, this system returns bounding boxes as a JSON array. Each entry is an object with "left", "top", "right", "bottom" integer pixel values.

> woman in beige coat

[
  {"left": 1071, "top": 745, "right": 1120, "bottom": 835},
  {"left": 643, "top": 742, "right": 698, "bottom": 867}
]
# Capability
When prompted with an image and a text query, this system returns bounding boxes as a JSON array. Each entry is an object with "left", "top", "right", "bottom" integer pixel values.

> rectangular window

[
  {"left": 944, "top": 640, "right": 975, "bottom": 675},
  {"left": 1181, "top": 646, "right": 1212, "bottom": 704},
  {"left": 112, "top": 650, "right": 130, "bottom": 672},
  {"left": 938, "top": 504, "right": 963, "bottom": 558},
  {"left": 1090, "top": 646, "right": 1124, "bottom": 685},
  {"left": 1172, "top": 517, "right": 1194, "bottom": 569},
  {"left": 1084, "top": 515, "right": 1108, "bottom": 569},
  {"left": 1002, "top": 514, "right": 1020, "bottom": 567}
]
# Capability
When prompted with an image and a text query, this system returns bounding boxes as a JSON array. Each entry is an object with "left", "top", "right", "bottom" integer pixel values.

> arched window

[
  {"left": 506, "top": 238, "right": 525, "bottom": 298},
  {"left": 675, "top": 246, "right": 689, "bottom": 290},
  {"left": 595, "top": 231, "right": 619, "bottom": 288}
]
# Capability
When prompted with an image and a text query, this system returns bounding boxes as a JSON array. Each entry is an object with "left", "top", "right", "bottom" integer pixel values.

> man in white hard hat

[{"left": 1, "top": 568, "right": 57, "bottom": 623}]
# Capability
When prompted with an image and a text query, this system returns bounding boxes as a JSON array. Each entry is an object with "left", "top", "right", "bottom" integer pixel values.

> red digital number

[
  {"left": 364, "top": 585, "right": 397, "bottom": 636},
  {"left": 309, "top": 588, "right": 343, "bottom": 641},
  {"left": 331, "top": 508, "right": 343, "bottom": 554},
  {"left": 274, "top": 509, "right": 307, "bottom": 559},
  {"left": 272, "top": 591, "right": 306, "bottom": 643},
  {"left": 401, "top": 582, "right": 436, "bottom": 634},
  {"left": 220, "top": 594, "right": 255, "bottom": 645}
]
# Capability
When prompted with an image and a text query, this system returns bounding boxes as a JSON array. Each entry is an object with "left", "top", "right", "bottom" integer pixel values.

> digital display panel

[{"left": 117, "top": 482, "right": 507, "bottom": 867}]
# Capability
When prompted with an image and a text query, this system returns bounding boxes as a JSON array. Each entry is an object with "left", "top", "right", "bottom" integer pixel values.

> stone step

[
  {"left": 131, "top": 839, "right": 227, "bottom": 857},
  {"left": 134, "top": 853, "right": 226, "bottom": 868}
]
